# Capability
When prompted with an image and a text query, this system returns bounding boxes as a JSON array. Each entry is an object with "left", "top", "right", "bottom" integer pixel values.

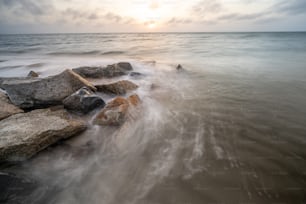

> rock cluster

[{"left": 0, "top": 62, "right": 142, "bottom": 163}]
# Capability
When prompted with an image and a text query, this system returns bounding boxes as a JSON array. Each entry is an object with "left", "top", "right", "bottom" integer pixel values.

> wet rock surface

[
  {"left": 0, "top": 69, "right": 96, "bottom": 109},
  {"left": 93, "top": 94, "right": 141, "bottom": 126},
  {"left": 0, "top": 108, "right": 87, "bottom": 162},
  {"left": 95, "top": 80, "right": 138, "bottom": 95},
  {"left": 72, "top": 62, "right": 133, "bottom": 78},
  {"left": 0, "top": 172, "right": 37, "bottom": 204},
  {"left": 27, "top": 71, "right": 39, "bottom": 77},
  {"left": 63, "top": 87, "right": 105, "bottom": 113},
  {"left": 0, "top": 92, "right": 23, "bottom": 121}
]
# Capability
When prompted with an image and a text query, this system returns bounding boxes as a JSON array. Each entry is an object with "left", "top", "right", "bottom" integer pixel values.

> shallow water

[{"left": 1, "top": 33, "right": 306, "bottom": 204}]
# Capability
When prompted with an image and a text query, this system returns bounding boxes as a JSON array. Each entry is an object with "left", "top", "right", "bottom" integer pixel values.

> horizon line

[{"left": 1, "top": 31, "right": 306, "bottom": 35}]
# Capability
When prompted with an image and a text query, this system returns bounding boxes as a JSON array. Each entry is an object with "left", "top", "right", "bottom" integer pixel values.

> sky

[{"left": 0, "top": 0, "right": 306, "bottom": 33}]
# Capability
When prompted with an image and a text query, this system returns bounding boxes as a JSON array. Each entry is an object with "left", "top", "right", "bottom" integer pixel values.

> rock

[
  {"left": 116, "top": 62, "right": 133, "bottom": 71},
  {"left": 0, "top": 172, "right": 37, "bottom": 203},
  {"left": 128, "top": 94, "right": 141, "bottom": 106},
  {"left": 95, "top": 80, "right": 138, "bottom": 95},
  {"left": 0, "top": 69, "right": 96, "bottom": 109},
  {"left": 93, "top": 94, "right": 141, "bottom": 126},
  {"left": 176, "top": 64, "right": 183, "bottom": 70},
  {"left": 0, "top": 91, "right": 23, "bottom": 120},
  {"left": 63, "top": 87, "right": 105, "bottom": 113},
  {"left": 129, "top": 72, "right": 143, "bottom": 78},
  {"left": 27, "top": 70, "right": 39, "bottom": 77},
  {"left": 72, "top": 62, "right": 133, "bottom": 78},
  {"left": 0, "top": 108, "right": 87, "bottom": 162}
]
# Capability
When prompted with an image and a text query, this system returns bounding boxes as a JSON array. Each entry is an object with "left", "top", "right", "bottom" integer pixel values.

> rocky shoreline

[{"left": 0, "top": 62, "right": 142, "bottom": 163}]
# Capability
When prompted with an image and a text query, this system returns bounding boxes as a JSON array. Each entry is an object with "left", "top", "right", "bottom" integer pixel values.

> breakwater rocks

[{"left": 0, "top": 62, "right": 142, "bottom": 163}]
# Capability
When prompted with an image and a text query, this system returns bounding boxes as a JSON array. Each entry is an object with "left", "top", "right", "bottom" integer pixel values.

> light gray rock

[
  {"left": 63, "top": 87, "right": 105, "bottom": 113},
  {"left": 0, "top": 91, "right": 23, "bottom": 120},
  {"left": 95, "top": 80, "right": 138, "bottom": 95},
  {"left": 72, "top": 62, "right": 133, "bottom": 78},
  {"left": 0, "top": 69, "right": 96, "bottom": 109},
  {"left": 0, "top": 108, "right": 87, "bottom": 162}
]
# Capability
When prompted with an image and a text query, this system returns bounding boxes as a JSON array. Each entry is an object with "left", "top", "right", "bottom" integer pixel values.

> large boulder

[
  {"left": 93, "top": 94, "right": 140, "bottom": 126},
  {"left": 0, "top": 91, "right": 23, "bottom": 120},
  {"left": 0, "top": 108, "right": 87, "bottom": 162},
  {"left": 0, "top": 69, "right": 96, "bottom": 109},
  {"left": 95, "top": 80, "right": 138, "bottom": 95},
  {"left": 72, "top": 62, "right": 133, "bottom": 78},
  {"left": 63, "top": 87, "right": 105, "bottom": 113}
]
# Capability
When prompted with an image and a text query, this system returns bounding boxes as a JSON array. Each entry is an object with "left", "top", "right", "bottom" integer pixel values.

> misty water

[{"left": 1, "top": 33, "right": 306, "bottom": 203}]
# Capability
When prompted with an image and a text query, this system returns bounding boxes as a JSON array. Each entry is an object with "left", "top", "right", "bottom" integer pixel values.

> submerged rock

[
  {"left": 0, "top": 172, "right": 37, "bottom": 203},
  {"left": 27, "top": 70, "right": 39, "bottom": 77},
  {"left": 63, "top": 87, "right": 105, "bottom": 113},
  {"left": 129, "top": 72, "right": 143, "bottom": 78},
  {"left": 93, "top": 94, "right": 141, "bottom": 126},
  {"left": 0, "top": 108, "right": 87, "bottom": 162},
  {"left": 72, "top": 62, "right": 133, "bottom": 78},
  {"left": 0, "top": 69, "right": 96, "bottom": 109},
  {"left": 176, "top": 64, "right": 183, "bottom": 70},
  {"left": 0, "top": 91, "right": 23, "bottom": 121},
  {"left": 95, "top": 80, "right": 138, "bottom": 95}
]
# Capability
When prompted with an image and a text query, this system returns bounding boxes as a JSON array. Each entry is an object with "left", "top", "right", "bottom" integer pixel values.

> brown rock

[
  {"left": 95, "top": 80, "right": 138, "bottom": 95},
  {"left": 128, "top": 94, "right": 141, "bottom": 106},
  {"left": 93, "top": 94, "right": 141, "bottom": 126},
  {"left": 27, "top": 71, "right": 39, "bottom": 77},
  {"left": 0, "top": 91, "right": 23, "bottom": 120}
]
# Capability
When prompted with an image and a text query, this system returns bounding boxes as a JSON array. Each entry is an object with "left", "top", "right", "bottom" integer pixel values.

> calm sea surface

[{"left": 1, "top": 33, "right": 306, "bottom": 204}]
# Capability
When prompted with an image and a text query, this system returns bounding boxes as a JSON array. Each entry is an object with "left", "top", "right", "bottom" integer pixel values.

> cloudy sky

[{"left": 0, "top": 0, "right": 305, "bottom": 33}]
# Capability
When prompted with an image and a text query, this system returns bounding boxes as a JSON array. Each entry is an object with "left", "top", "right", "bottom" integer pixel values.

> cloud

[
  {"left": 104, "top": 12, "right": 122, "bottom": 23},
  {"left": 0, "top": 0, "right": 54, "bottom": 15},
  {"left": 217, "top": 12, "right": 267, "bottom": 21},
  {"left": 167, "top": 17, "right": 192, "bottom": 25},
  {"left": 274, "top": 0, "right": 306, "bottom": 15},
  {"left": 192, "top": 0, "right": 222, "bottom": 16}
]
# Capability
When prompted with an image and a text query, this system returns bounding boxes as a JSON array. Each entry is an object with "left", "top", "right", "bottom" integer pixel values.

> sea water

[{"left": 1, "top": 33, "right": 306, "bottom": 204}]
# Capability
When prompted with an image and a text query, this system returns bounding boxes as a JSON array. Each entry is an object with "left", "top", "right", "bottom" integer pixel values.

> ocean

[{"left": 1, "top": 33, "right": 306, "bottom": 204}]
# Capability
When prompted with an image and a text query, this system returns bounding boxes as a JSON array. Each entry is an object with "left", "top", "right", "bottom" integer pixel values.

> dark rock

[
  {"left": 176, "top": 64, "right": 183, "bottom": 70},
  {"left": 63, "top": 87, "right": 105, "bottom": 113},
  {"left": 0, "top": 91, "right": 23, "bottom": 120},
  {"left": 95, "top": 80, "right": 138, "bottom": 95},
  {"left": 0, "top": 69, "right": 96, "bottom": 109},
  {"left": 116, "top": 62, "right": 133, "bottom": 71},
  {"left": 0, "top": 172, "right": 37, "bottom": 203},
  {"left": 0, "top": 108, "right": 87, "bottom": 162},
  {"left": 72, "top": 62, "right": 133, "bottom": 78},
  {"left": 93, "top": 94, "right": 141, "bottom": 126},
  {"left": 129, "top": 72, "right": 143, "bottom": 78},
  {"left": 27, "top": 70, "right": 39, "bottom": 77}
]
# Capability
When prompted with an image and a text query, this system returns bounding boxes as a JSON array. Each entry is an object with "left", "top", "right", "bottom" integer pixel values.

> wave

[
  {"left": 0, "top": 48, "right": 41, "bottom": 54},
  {"left": 48, "top": 50, "right": 101, "bottom": 56},
  {"left": 101, "top": 51, "right": 125, "bottom": 55}
]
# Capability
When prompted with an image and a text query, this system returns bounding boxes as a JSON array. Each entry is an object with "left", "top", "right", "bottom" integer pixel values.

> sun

[{"left": 147, "top": 22, "right": 156, "bottom": 29}]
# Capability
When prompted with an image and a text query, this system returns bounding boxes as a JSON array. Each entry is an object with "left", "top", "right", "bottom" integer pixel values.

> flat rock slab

[
  {"left": 0, "top": 69, "right": 96, "bottom": 109},
  {"left": 95, "top": 80, "right": 138, "bottom": 95},
  {"left": 0, "top": 92, "right": 23, "bottom": 121},
  {"left": 72, "top": 62, "right": 133, "bottom": 78},
  {"left": 0, "top": 108, "right": 87, "bottom": 162}
]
